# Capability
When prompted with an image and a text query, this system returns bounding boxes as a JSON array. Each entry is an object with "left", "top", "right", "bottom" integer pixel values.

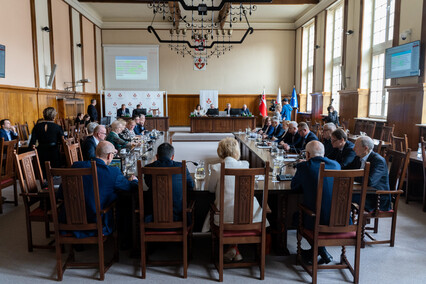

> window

[
  {"left": 360, "top": 0, "right": 395, "bottom": 117},
  {"left": 324, "top": 1, "right": 344, "bottom": 111},
  {"left": 301, "top": 21, "right": 315, "bottom": 112}
]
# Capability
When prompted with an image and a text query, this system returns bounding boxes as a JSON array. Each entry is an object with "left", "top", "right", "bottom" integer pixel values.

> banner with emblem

[
  {"left": 104, "top": 90, "right": 165, "bottom": 119},
  {"left": 200, "top": 90, "right": 218, "bottom": 111}
]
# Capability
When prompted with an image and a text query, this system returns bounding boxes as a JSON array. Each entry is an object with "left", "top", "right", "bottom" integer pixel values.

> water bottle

[{"left": 417, "top": 143, "right": 422, "bottom": 158}]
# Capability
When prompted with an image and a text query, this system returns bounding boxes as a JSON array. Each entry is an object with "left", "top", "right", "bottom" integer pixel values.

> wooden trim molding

[
  {"left": 30, "top": 0, "right": 40, "bottom": 88},
  {"left": 47, "top": 0, "right": 56, "bottom": 89},
  {"left": 69, "top": 6, "right": 75, "bottom": 91},
  {"left": 356, "top": 0, "right": 364, "bottom": 89},
  {"left": 94, "top": 25, "right": 98, "bottom": 92},
  {"left": 80, "top": 14, "right": 85, "bottom": 93}
]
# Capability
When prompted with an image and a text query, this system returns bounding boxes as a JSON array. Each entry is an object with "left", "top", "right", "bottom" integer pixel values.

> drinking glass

[
  {"left": 195, "top": 161, "right": 206, "bottom": 180},
  {"left": 271, "top": 142, "right": 278, "bottom": 156}
]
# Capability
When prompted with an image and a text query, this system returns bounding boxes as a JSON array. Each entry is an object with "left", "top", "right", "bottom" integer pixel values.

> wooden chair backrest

[
  {"left": 391, "top": 133, "right": 408, "bottom": 153},
  {"left": 220, "top": 162, "right": 269, "bottom": 231},
  {"left": 365, "top": 122, "right": 376, "bottom": 138},
  {"left": 46, "top": 161, "right": 102, "bottom": 233},
  {"left": 151, "top": 108, "right": 160, "bottom": 116},
  {"left": 18, "top": 123, "right": 30, "bottom": 141},
  {"left": 62, "top": 136, "right": 75, "bottom": 146},
  {"left": 77, "top": 123, "right": 85, "bottom": 133},
  {"left": 386, "top": 148, "right": 410, "bottom": 192},
  {"left": 0, "top": 139, "right": 18, "bottom": 179},
  {"left": 68, "top": 125, "right": 76, "bottom": 139},
  {"left": 138, "top": 160, "right": 187, "bottom": 230},
  {"left": 14, "top": 149, "right": 44, "bottom": 195},
  {"left": 315, "top": 163, "right": 370, "bottom": 234},
  {"left": 380, "top": 124, "right": 395, "bottom": 143},
  {"left": 64, "top": 142, "right": 83, "bottom": 167}
]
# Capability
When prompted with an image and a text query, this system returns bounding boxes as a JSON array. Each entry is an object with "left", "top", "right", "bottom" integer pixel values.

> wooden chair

[
  {"left": 150, "top": 108, "right": 160, "bottom": 117},
  {"left": 361, "top": 149, "right": 409, "bottom": 247},
  {"left": 391, "top": 133, "right": 408, "bottom": 153},
  {"left": 137, "top": 160, "right": 194, "bottom": 279},
  {"left": 365, "top": 122, "right": 376, "bottom": 138},
  {"left": 353, "top": 120, "right": 365, "bottom": 135},
  {"left": 341, "top": 118, "right": 350, "bottom": 132},
  {"left": 18, "top": 122, "right": 30, "bottom": 141},
  {"left": 62, "top": 136, "right": 75, "bottom": 146},
  {"left": 296, "top": 162, "right": 370, "bottom": 284},
  {"left": 210, "top": 162, "right": 270, "bottom": 282},
  {"left": 46, "top": 161, "right": 118, "bottom": 281},
  {"left": 0, "top": 138, "right": 18, "bottom": 214},
  {"left": 14, "top": 149, "right": 52, "bottom": 251},
  {"left": 63, "top": 142, "right": 83, "bottom": 167},
  {"left": 380, "top": 124, "right": 394, "bottom": 143}
]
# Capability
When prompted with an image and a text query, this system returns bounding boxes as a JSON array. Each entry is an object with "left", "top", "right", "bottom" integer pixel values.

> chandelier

[{"left": 147, "top": 0, "right": 271, "bottom": 62}]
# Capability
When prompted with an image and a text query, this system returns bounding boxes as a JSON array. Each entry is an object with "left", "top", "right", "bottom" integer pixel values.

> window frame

[{"left": 300, "top": 20, "right": 315, "bottom": 113}]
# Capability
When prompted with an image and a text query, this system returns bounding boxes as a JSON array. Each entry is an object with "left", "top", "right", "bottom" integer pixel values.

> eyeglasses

[{"left": 99, "top": 132, "right": 107, "bottom": 135}]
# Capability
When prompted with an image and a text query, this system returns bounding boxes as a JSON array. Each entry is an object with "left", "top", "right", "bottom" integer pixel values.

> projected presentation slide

[
  {"left": 391, "top": 50, "right": 412, "bottom": 72},
  {"left": 115, "top": 56, "right": 147, "bottom": 80}
]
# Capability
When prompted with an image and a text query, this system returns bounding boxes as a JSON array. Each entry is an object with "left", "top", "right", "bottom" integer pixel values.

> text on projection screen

[{"left": 115, "top": 56, "right": 147, "bottom": 80}]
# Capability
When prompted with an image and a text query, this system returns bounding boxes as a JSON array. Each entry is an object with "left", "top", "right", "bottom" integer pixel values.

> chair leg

[
  {"left": 373, "top": 218, "right": 379, "bottom": 234},
  {"left": 390, "top": 214, "right": 397, "bottom": 247},
  {"left": 45, "top": 221, "right": 50, "bottom": 238},
  {"left": 141, "top": 242, "right": 146, "bottom": 279},
  {"left": 13, "top": 181, "right": 18, "bottom": 206},
  {"left": 354, "top": 245, "right": 360, "bottom": 284},
  {"left": 0, "top": 190, "right": 3, "bottom": 214},
  {"left": 183, "top": 236, "right": 188, "bottom": 278},
  {"left": 219, "top": 240, "right": 223, "bottom": 282},
  {"left": 260, "top": 237, "right": 266, "bottom": 280},
  {"left": 56, "top": 240, "right": 63, "bottom": 281},
  {"left": 26, "top": 218, "right": 33, "bottom": 252},
  {"left": 98, "top": 241, "right": 105, "bottom": 281},
  {"left": 312, "top": 245, "right": 318, "bottom": 284},
  {"left": 296, "top": 230, "right": 302, "bottom": 265}
]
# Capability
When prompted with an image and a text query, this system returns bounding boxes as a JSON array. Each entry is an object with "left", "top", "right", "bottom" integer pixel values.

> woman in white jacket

[{"left": 202, "top": 137, "right": 268, "bottom": 262}]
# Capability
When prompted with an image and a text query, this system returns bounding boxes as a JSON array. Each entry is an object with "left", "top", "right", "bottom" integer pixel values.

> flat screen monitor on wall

[
  {"left": 103, "top": 45, "right": 159, "bottom": 90},
  {"left": 385, "top": 40, "right": 420, "bottom": 79},
  {"left": 0, "top": 44, "right": 5, "bottom": 78}
]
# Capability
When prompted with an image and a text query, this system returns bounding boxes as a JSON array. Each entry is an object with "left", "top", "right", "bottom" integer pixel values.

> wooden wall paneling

[
  {"left": 80, "top": 14, "right": 85, "bottom": 93},
  {"left": 167, "top": 95, "right": 199, "bottom": 126},
  {"left": 386, "top": 84, "right": 426, "bottom": 149},
  {"left": 338, "top": 89, "right": 368, "bottom": 132}
]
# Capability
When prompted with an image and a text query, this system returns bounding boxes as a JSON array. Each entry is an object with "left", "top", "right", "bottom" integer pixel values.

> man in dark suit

[
  {"left": 267, "top": 119, "right": 285, "bottom": 140},
  {"left": 87, "top": 99, "right": 98, "bottom": 122},
  {"left": 241, "top": 104, "right": 251, "bottom": 116},
  {"left": 322, "top": 122, "right": 337, "bottom": 157},
  {"left": 206, "top": 104, "right": 218, "bottom": 116},
  {"left": 327, "top": 128, "right": 356, "bottom": 168},
  {"left": 345, "top": 136, "right": 391, "bottom": 212},
  {"left": 132, "top": 104, "right": 143, "bottom": 117},
  {"left": 278, "top": 121, "right": 301, "bottom": 151},
  {"left": 292, "top": 140, "right": 341, "bottom": 264},
  {"left": 144, "top": 143, "right": 194, "bottom": 222},
  {"left": 0, "top": 119, "right": 19, "bottom": 141},
  {"left": 82, "top": 125, "right": 106, "bottom": 160},
  {"left": 57, "top": 141, "right": 138, "bottom": 238},
  {"left": 296, "top": 121, "right": 319, "bottom": 151},
  {"left": 224, "top": 103, "right": 232, "bottom": 115},
  {"left": 133, "top": 115, "right": 146, "bottom": 135},
  {"left": 117, "top": 104, "right": 130, "bottom": 118}
]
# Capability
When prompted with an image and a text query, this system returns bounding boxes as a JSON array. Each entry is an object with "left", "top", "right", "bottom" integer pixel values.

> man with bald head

[
  {"left": 345, "top": 136, "right": 390, "bottom": 212},
  {"left": 82, "top": 125, "right": 107, "bottom": 160},
  {"left": 63, "top": 141, "right": 137, "bottom": 238},
  {"left": 291, "top": 140, "right": 341, "bottom": 264}
]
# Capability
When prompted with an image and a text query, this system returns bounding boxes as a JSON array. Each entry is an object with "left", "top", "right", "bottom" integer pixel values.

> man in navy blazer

[
  {"left": 278, "top": 121, "right": 301, "bottom": 151},
  {"left": 57, "top": 141, "right": 138, "bottom": 238},
  {"left": 144, "top": 143, "right": 194, "bottom": 222},
  {"left": 292, "top": 140, "right": 341, "bottom": 264},
  {"left": 133, "top": 115, "right": 146, "bottom": 135},
  {"left": 117, "top": 104, "right": 130, "bottom": 117},
  {"left": 0, "top": 119, "right": 19, "bottom": 141},
  {"left": 241, "top": 104, "right": 251, "bottom": 116},
  {"left": 327, "top": 128, "right": 356, "bottom": 168},
  {"left": 267, "top": 119, "right": 285, "bottom": 140},
  {"left": 345, "top": 136, "right": 391, "bottom": 211},
  {"left": 296, "top": 121, "right": 319, "bottom": 151},
  {"left": 82, "top": 125, "right": 107, "bottom": 160},
  {"left": 322, "top": 122, "right": 337, "bottom": 157}
]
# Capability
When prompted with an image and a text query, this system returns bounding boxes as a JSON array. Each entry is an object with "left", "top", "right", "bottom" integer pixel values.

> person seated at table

[
  {"left": 74, "top": 113, "right": 84, "bottom": 126},
  {"left": 266, "top": 119, "right": 285, "bottom": 141},
  {"left": 106, "top": 120, "right": 131, "bottom": 151},
  {"left": 132, "top": 104, "right": 143, "bottom": 117},
  {"left": 133, "top": 115, "right": 146, "bottom": 135},
  {"left": 144, "top": 143, "right": 194, "bottom": 222},
  {"left": 257, "top": 116, "right": 274, "bottom": 136},
  {"left": 281, "top": 98, "right": 293, "bottom": 121},
  {"left": 117, "top": 104, "right": 130, "bottom": 118},
  {"left": 345, "top": 136, "right": 390, "bottom": 212},
  {"left": 241, "top": 104, "right": 251, "bottom": 116},
  {"left": 224, "top": 103, "right": 232, "bottom": 115},
  {"left": 193, "top": 104, "right": 206, "bottom": 116},
  {"left": 322, "top": 122, "right": 337, "bottom": 156},
  {"left": 295, "top": 122, "right": 319, "bottom": 151},
  {"left": 56, "top": 141, "right": 138, "bottom": 238},
  {"left": 291, "top": 140, "right": 340, "bottom": 264},
  {"left": 82, "top": 114, "right": 91, "bottom": 127},
  {"left": 274, "top": 104, "right": 282, "bottom": 122},
  {"left": 278, "top": 121, "right": 301, "bottom": 151},
  {"left": 86, "top": 122, "right": 99, "bottom": 136},
  {"left": 0, "top": 119, "right": 19, "bottom": 141},
  {"left": 206, "top": 104, "right": 218, "bottom": 116},
  {"left": 327, "top": 128, "right": 356, "bottom": 168},
  {"left": 119, "top": 120, "right": 136, "bottom": 142},
  {"left": 82, "top": 125, "right": 106, "bottom": 161},
  {"left": 323, "top": 105, "right": 339, "bottom": 126},
  {"left": 202, "top": 137, "right": 269, "bottom": 262},
  {"left": 29, "top": 107, "right": 64, "bottom": 174}
]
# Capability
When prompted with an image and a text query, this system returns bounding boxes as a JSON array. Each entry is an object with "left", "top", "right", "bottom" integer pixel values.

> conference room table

[{"left": 406, "top": 152, "right": 426, "bottom": 211}]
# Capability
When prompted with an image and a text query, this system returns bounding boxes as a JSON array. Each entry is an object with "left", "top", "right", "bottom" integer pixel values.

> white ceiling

[{"left": 77, "top": 1, "right": 317, "bottom": 28}]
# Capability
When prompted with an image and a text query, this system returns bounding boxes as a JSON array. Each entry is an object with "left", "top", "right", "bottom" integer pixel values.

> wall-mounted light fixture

[
  {"left": 41, "top": 26, "right": 50, "bottom": 32},
  {"left": 346, "top": 30, "right": 354, "bottom": 35},
  {"left": 315, "top": 45, "right": 320, "bottom": 49},
  {"left": 76, "top": 43, "right": 82, "bottom": 48}
]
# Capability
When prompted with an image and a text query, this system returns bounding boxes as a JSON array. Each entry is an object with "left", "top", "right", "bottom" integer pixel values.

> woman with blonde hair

[
  {"left": 106, "top": 120, "right": 130, "bottom": 150},
  {"left": 202, "top": 137, "right": 267, "bottom": 262}
]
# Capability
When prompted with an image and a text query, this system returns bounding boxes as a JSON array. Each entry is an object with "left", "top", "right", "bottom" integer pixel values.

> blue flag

[{"left": 290, "top": 87, "right": 298, "bottom": 112}]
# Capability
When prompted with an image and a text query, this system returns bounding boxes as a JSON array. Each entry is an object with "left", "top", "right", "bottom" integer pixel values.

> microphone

[{"left": 187, "top": 160, "right": 199, "bottom": 166}]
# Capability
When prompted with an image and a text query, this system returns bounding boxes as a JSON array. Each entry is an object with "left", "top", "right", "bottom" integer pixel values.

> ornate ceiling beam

[
  {"left": 78, "top": 0, "right": 320, "bottom": 5},
  {"left": 168, "top": 1, "right": 181, "bottom": 30}
]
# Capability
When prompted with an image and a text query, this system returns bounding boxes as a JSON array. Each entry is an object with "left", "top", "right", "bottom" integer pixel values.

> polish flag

[{"left": 259, "top": 89, "right": 267, "bottom": 117}]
